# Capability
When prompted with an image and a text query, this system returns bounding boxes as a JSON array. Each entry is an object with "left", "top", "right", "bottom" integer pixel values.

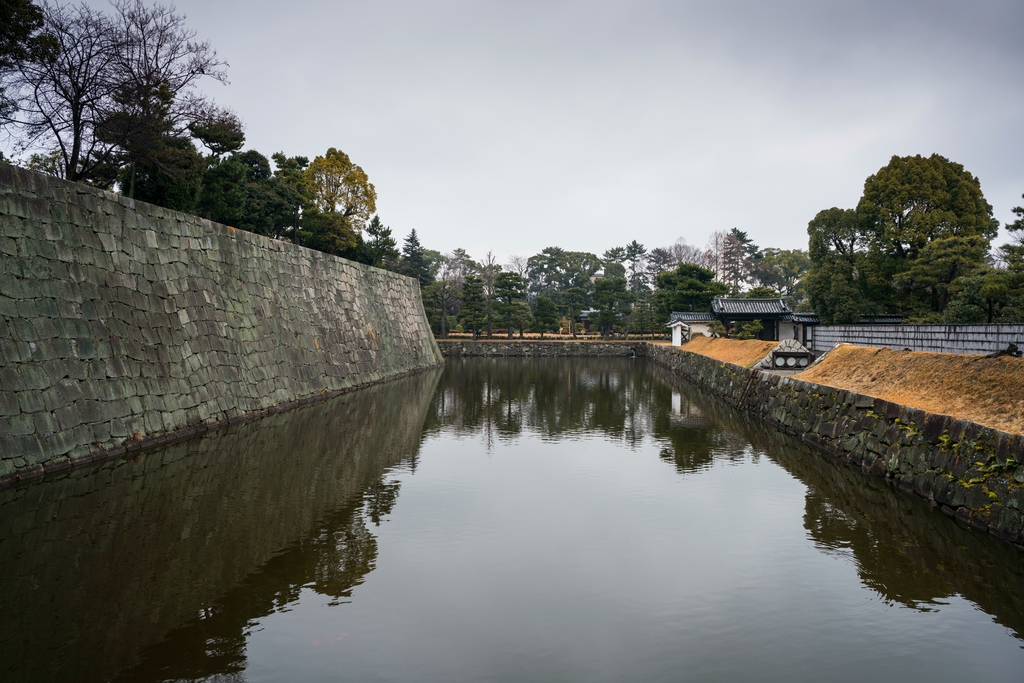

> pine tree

[
  {"left": 400, "top": 229, "right": 432, "bottom": 287},
  {"left": 366, "top": 215, "right": 400, "bottom": 270},
  {"left": 460, "top": 274, "right": 486, "bottom": 338}
]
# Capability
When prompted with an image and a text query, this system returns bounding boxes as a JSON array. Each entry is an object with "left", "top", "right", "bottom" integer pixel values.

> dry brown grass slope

[
  {"left": 678, "top": 337, "right": 778, "bottom": 368},
  {"left": 796, "top": 345, "right": 1024, "bottom": 435}
]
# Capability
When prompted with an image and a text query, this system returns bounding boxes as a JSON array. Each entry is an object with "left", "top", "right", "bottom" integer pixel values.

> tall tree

[
  {"left": 803, "top": 207, "right": 871, "bottom": 324},
  {"left": 506, "top": 254, "right": 529, "bottom": 279},
  {"left": 646, "top": 247, "right": 675, "bottom": 282},
  {"left": 858, "top": 153, "right": 998, "bottom": 261},
  {"left": 424, "top": 254, "right": 460, "bottom": 338},
  {"left": 754, "top": 248, "right": 811, "bottom": 303},
  {"left": 562, "top": 286, "right": 585, "bottom": 338},
  {"left": 460, "top": 273, "right": 485, "bottom": 338},
  {"left": 531, "top": 295, "right": 558, "bottom": 338},
  {"left": 303, "top": 146, "right": 376, "bottom": 251},
  {"left": 270, "top": 152, "right": 309, "bottom": 243},
  {"left": 480, "top": 251, "right": 500, "bottom": 337},
  {"left": 704, "top": 230, "right": 728, "bottom": 279},
  {"left": 400, "top": 229, "right": 432, "bottom": 287},
  {"left": 365, "top": 215, "right": 400, "bottom": 270},
  {"left": 494, "top": 271, "right": 526, "bottom": 338},
  {"left": 592, "top": 276, "right": 632, "bottom": 336},
  {"left": 624, "top": 240, "right": 648, "bottom": 295}
]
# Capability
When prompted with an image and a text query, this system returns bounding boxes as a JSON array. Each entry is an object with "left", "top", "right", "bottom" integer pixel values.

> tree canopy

[{"left": 805, "top": 154, "right": 1007, "bottom": 323}]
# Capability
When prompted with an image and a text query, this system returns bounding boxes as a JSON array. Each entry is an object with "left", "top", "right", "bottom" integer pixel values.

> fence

[{"left": 807, "top": 324, "right": 1024, "bottom": 356}]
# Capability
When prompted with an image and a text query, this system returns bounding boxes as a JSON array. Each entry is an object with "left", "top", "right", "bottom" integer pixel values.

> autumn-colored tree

[{"left": 304, "top": 147, "right": 376, "bottom": 248}]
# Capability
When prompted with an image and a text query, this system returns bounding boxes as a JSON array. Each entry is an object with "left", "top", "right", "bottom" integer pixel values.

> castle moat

[{"left": 3, "top": 358, "right": 1024, "bottom": 682}]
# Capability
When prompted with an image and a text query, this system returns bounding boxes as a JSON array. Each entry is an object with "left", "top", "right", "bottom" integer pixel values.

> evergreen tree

[
  {"left": 563, "top": 286, "right": 586, "bottom": 338},
  {"left": 624, "top": 240, "right": 649, "bottom": 295},
  {"left": 460, "top": 274, "right": 486, "bottom": 338},
  {"left": 495, "top": 271, "right": 526, "bottom": 338},
  {"left": 365, "top": 215, "right": 400, "bottom": 270},
  {"left": 531, "top": 296, "right": 558, "bottom": 338},
  {"left": 400, "top": 229, "right": 433, "bottom": 287},
  {"left": 654, "top": 263, "right": 729, "bottom": 321},
  {"left": 592, "top": 276, "right": 632, "bottom": 337}
]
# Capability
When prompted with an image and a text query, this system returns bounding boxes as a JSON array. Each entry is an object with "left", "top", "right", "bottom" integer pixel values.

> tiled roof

[
  {"left": 786, "top": 312, "right": 820, "bottom": 324},
  {"left": 858, "top": 315, "right": 903, "bottom": 324},
  {"left": 711, "top": 298, "right": 791, "bottom": 316},
  {"left": 668, "top": 311, "right": 716, "bottom": 324}
]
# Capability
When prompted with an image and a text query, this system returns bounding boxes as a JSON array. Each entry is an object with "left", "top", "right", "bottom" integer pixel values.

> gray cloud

[{"left": 90, "top": 1, "right": 1024, "bottom": 258}]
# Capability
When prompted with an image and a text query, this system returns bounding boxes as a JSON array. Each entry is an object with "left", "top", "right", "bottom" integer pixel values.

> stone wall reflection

[
  {"left": 670, "top": 372, "right": 1024, "bottom": 640},
  {"left": 0, "top": 368, "right": 441, "bottom": 683}
]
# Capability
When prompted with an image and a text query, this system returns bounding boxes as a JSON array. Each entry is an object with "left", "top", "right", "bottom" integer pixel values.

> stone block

[
  {"left": 922, "top": 413, "right": 948, "bottom": 444},
  {"left": 946, "top": 419, "right": 969, "bottom": 442}
]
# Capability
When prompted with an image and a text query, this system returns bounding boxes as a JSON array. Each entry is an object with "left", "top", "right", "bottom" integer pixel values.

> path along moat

[{"left": 2, "top": 357, "right": 1024, "bottom": 682}]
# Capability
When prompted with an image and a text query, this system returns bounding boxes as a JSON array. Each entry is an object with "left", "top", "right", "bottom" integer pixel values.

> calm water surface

[{"left": 2, "top": 358, "right": 1024, "bottom": 682}]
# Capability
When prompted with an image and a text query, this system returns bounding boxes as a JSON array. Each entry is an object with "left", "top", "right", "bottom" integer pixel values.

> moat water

[{"left": 3, "top": 358, "right": 1024, "bottom": 682}]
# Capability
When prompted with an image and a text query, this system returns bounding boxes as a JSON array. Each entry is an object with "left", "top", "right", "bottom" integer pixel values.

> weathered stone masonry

[
  {"left": 438, "top": 341, "right": 1024, "bottom": 548},
  {"left": 0, "top": 163, "right": 443, "bottom": 487}
]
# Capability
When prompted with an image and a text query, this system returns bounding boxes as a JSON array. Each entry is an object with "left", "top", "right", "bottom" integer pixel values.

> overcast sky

[{"left": 103, "top": 1, "right": 1024, "bottom": 260}]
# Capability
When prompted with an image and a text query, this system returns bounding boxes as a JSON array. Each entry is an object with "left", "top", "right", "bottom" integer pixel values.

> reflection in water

[
  {"left": 673, "top": 377, "right": 1024, "bottom": 640},
  {"left": 2, "top": 359, "right": 1024, "bottom": 683},
  {"left": 116, "top": 479, "right": 401, "bottom": 682},
  {"left": 430, "top": 358, "right": 750, "bottom": 472},
  {"left": 0, "top": 369, "right": 441, "bottom": 683}
]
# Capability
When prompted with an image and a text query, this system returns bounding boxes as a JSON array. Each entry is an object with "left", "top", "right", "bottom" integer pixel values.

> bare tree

[
  {"left": 705, "top": 230, "right": 728, "bottom": 280},
  {"left": 480, "top": 251, "right": 501, "bottom": 337},
  {"left": 430, "top": 254, "right": 460, "bottom": 338},
  {"left": 506, "top": 254, "right": 529, "bottom": 278},
  {"left": 671, "top": 237, "right": 709, "bottom": 267},
  {"left": 4, "top": 2, "right": 120, "bottom": 181},
  {"left": 4, "top": 0, "right": 227, "bottom": 184},
  {"left": 108, "top": 0, "right": 228, "bottom": 191}
]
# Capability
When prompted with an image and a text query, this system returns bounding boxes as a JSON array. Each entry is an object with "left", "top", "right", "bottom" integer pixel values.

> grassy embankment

[
  {"left": 677, "top": 336, "right": 778, "bottom": 368},
  {"left": 796, "top": 345, "right": 1024, "bottom": 436},
  {"left": 676, "top": 337, "right": 1024, "bottom": 435}
]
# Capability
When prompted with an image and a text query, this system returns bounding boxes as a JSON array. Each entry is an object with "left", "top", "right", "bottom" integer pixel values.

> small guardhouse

[{"left": 666, "top": 312, "right": 717, "bottom": 347}]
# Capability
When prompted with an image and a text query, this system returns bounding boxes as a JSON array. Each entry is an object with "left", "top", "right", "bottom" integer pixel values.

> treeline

[
  {"left": 407, "top": 234, "right": 809, "bottom": 338},
  {"left": 805, "top": 154, "right": 1024, "bottom": 324}
]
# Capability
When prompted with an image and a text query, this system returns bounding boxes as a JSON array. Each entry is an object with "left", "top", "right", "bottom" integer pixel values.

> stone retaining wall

[
  {"left": 808, "top": 323, "right": 1024, "bottom": 355},
  {"left": 437, "top": 339, "right": 643, "bottom": 357},
  {"left": 642, "top": 343, "right": 1024, "bottom": 548},
  {"left": 0, "top": 163, "right": 443, "bottom": 488}
]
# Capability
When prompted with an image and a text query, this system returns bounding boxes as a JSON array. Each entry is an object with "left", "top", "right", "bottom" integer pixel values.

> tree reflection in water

[
  {"left": 428, "top": 358, "right": 751, "bottom": 473},
  {"left": 117, "top": 478, "right": 403, "bottom": 682},
  {"left": 673, "top": 375, "right": 1024, "bottom": 641}
]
